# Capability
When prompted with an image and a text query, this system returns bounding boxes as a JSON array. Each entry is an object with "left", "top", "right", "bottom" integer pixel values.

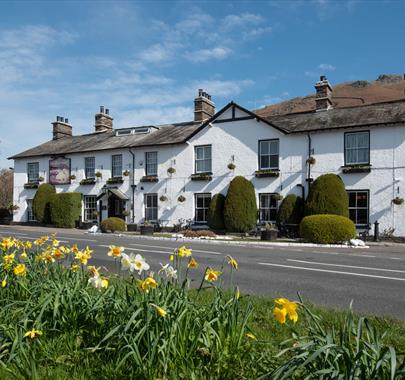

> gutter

[
  {"left": 307, "top": 132, "right": 312, "bottom": 191},
  {"left": 129, "top": 148, "right": 136, "bottom": 224}
]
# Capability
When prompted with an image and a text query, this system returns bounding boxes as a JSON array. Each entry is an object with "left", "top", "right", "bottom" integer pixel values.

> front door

[{"left": 108, "top": 193, "right": 125, "bottom": 220}]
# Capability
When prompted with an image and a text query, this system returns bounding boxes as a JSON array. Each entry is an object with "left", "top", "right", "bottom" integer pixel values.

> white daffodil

[
  {"left": 121, "top": 253, "right": 150, "bottom": 274},
  {"left": 88, "top": 275, "right": 109, "bottom": 290},
  {"left": 159, "top": 263, "right": 178, "bottom": 280}
]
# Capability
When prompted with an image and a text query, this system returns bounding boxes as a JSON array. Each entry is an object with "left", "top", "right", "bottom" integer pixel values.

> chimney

[
  {"left": 194, "top": 89, "right": 215, "bottom": 122},
  {"left": 95, "top": 106, "right": 113, "bottom": 132},
  {"left": 314, "top": 76, "right": 333, "bottom": 111},
  {"left": 52, "top": 116, "right": 72, "bottom": 140}
]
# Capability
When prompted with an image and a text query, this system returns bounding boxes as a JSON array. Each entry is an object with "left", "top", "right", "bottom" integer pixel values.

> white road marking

[
  {"left": 348, "top": 253, "right": 376, "bottom": 258},
  {"left": 100, "top": 244, "right": 222, "bottom": 256},
  {"left": 0, "top": 233, "right": 29, "bottom": 237},
  {"left": 288, "top": 259, "right": 405, "bottom": 274},
  {"left": 57, "top": 237, "right": 98, "bottom": 242},
  {"left": 257, "top": 262, "right": 405, "bottom": 282},
  {"left": 391, "top": 257, "right": 404, "bottom": 260},
  {"left": 129, "top": 243, "right": 223, "bottom": 255}
]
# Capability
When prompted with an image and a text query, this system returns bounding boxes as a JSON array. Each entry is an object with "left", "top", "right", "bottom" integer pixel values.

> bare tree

[{"left": 0, "top": 168, "right": 13, "bottom": 208}]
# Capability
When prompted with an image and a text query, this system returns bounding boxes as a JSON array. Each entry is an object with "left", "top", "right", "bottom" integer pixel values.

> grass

[{"left": 0, "top": 236, "right": 404, "bottom": 379}]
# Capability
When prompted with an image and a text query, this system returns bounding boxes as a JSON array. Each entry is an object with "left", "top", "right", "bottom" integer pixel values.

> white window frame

[
  {"left": 111, "top": 154, "right": 122, "bottom": 178},
  {"left": 144, "top": 193, "right": 158, "bottom": 222},
  {"left": 347, "top": 190, "right": 369, "bottom": 227},
  {"left": 145, "top": 152, "right": 158, "bottom": 176},
  {"left": 26, "top": 199, "right": 36, "bottom": 222},
  {"left": 194, "top": 145, "right": 212, "bottom": 174},
  {"left": 195, "top": 193, "right": 211, "bottom": 223},
  {"left": 345, "top": 131, "right": 370, "bottom": 165},
  {"left": 259, "top": 139, "right": 279, "bottom": 170},
  {"left": 84, "top": 157, "right": 95, "bottom": 179},
  {"left": 259, "top": 193, "right": 278, "bottom": 223},
  {"left": 83, "top": 195, "right": 97, "bottom": 221},
  {"left": 27, "top": 162, "right": 39, "bottom": 183}
]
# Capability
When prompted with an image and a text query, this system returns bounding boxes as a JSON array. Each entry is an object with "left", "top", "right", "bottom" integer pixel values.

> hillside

[{"left": 255, "top": 74, "right": 405, "bottom": 117}]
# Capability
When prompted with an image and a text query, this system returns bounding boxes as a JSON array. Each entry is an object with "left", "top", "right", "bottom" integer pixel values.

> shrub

[
  {"left": 224, "top": 176, "right": 257, "bottom": 232},
  {"left": 101, "top": 217, "right": 126, "bottom": 233},
  {"left": 50, "top": 192, "right": 82, "bottom": 228},
  {"left": 305, "top": 174, "right": 349, "bottom": 217},
  {"left": 277, "top": 194, "right": 303, "bottom": 226},
  {"left": 299, "top": 214, "right": 356, "bottom": 244},
  {"left": 207, "top": 193, "right": 226, "bottom": 230},
  {"left": 32, "top": 183, "right": 56, "bottom": 223}
]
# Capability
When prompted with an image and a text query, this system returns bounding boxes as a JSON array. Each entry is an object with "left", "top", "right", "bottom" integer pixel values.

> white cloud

[
  {"left": 223, "top": 13, "right": 263, "bottom": 29},
  {"left": 185, "top": 47, "right": 232, "bottom": 63},
  {"left": 243, "top": 26, "right": 272, "bottom": 40},
  {"left": 139, "top": 43, "right": 173, "bottom": 63},
  {"left": 319, "top": 63, "right": 336, "bottom": 71},
  {"left": 305, "top": 71, "right": 319, "bottom": 77}
]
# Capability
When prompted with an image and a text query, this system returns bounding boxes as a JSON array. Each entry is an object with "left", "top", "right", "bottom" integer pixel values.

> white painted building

[{"left": 9, "top": 79, "right": 405, "bottom": 236}]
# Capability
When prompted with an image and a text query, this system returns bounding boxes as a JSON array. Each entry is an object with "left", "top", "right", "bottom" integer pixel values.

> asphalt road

[{"left": 1, "top": 225, "right": 405, "bottom": 319}]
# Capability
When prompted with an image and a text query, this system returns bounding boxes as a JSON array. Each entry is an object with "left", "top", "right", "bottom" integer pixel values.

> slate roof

[
  {"left": 265, "top": 99, "right": 405, "bottom": 133},
  {"left": 10, "top": 121, "right": 200, "bottom": 159}
]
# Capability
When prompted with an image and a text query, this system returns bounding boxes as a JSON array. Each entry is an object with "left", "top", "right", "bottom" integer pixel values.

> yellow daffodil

[
  {"left": 59, "top": 246, "right": 70, "bottom": 254},
  {"left": 1, "top": 238, "right": 14, "bottom": 251},
  {"left": 20, "top": 252, "right": 28, "bottom": 261},
  {"left": 169, "top": 254, "right": 174, "bottom": 261},
  {"left": 246, "top": 332, "right": 257, "bottom": 340},
  {"left": 188, "top": 257, "right": 198, "bottom": 269},
  {"left": 152, "top": 304, "right": 167, "bottom": 318},
  {"left": 14, "top": 264, "right": 27, "bottom": 277},
  {"left": 71, "top": 244, "right": 79, "bottom": 254},
  {"left": 24, "top": 241, "right": 32, "bottom": 250},
  {"left": 108, "top": 245, "right": 124, "bottom": 258},
  {"left": 1, "top": 279, "right": 6, "bottom": 288},
  {"left": 3, "top": 253, "right": 15, "bottom": 267},
  {"left": 88, "top": 275, "right": 109, "bottom": 290},
  {"left": 70, "top": 264, "right": 80, "bottom": 272},
  {"left": 177, "top": 246, "right": 192, "bottom": 257},
  {"left": 52, "top": 239, "right": 60, "bottom": 247},
  {"left": 275, "top": 298, "right": 299, "bottom": 323},
  {"left": 273, "top": 306, "right": 287, "bottom": 324},
  {"left": 138, "top": 277, "right": 158, "bottom": 293},
  {"left": 235, "top": 286, "right": 240, "bottom": 300},
  {"left": 228, "top": 256, "right": 238, "bottom": 270},
  {"left": 87, "top": 266, "right": 100, "bottom": 277},
  {"left": 75, "top": 250, "right": 91, "bottom": 265},
  {"left": 205, "top": 268, "right": 221, "bottom": 282},
  {"left": 24, "top": 328, "right": 42, "bottom": 339},
  {"left": 52, "top": 249, "right": 64, "bottom": 260}
]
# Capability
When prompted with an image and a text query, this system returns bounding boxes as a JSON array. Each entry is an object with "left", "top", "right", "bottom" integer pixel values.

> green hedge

[
  {"left": 50, "top": 192, "right": 82, "bottom": 228},
  {"left": 207, "top": 193, "right": 226, "bottom": 230},
  {"left": 101, "top": 217, "right": 126, "bottom": 233},
  {"left": 276, "top": 194, "right": 303, "bottom": 226},
  {"left": 224, "top": 176, "right": 257, "bottom": 232},
  {"left": 32, "top": 184, "right": 55, "bottom": 223},
  {"left": 300, "top": 214, "right": 356, "bottom": 244},
  {"left": 305, "top": 174, "right": 349, "bottom": 217}
]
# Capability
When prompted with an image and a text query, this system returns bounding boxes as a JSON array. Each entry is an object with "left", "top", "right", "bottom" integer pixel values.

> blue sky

[{"left": 1, "top": 0, "right": 405, "bottom": 168}]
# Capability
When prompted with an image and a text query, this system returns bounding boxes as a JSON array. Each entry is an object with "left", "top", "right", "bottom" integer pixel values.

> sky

[{"left": 1, "top": 0, "right": 405, "bottom": 168}]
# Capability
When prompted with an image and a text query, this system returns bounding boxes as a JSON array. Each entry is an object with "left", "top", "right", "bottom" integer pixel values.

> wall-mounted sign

[{"left": 49, "top": 157, "right": 71, "bottom": 185}]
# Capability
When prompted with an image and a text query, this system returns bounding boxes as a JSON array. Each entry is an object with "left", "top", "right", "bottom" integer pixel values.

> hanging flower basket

[
  {"left": 70, "top": 174, "right": 76, "bottom": 180},
  {"left": 123, "top": 170, "right": 130, "bottom": 177},
  {"left": 159, "top": 195, "right": 168, "bottom": 202},
  {"left": 95, "top": 171, "right": 102, "bottom": 178},
  {"left": 167, "top": 167, "right": 176, "bottom": 175},
  {"left": 392, "top": 197, "right": 404, "bottom": 205},
  {"left": 227, "top": 163, "right": 236, "bottom": 170},
  {"left": 177, "top": 195, "right": 186, "bottom": 203},
  {"left": 306, "top": 156, "right": 316, "bottom": 165},
  {"left": 38, "top": 176, "right": 44, "bottom": 182}
]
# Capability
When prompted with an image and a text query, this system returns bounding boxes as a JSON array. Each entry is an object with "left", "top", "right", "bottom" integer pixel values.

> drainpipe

[
  {"left": 129, "top": 149, "right": 136, "bottom": 224},
  {"left": 307, "top": 132, "right": 312, "bottom": 191}
]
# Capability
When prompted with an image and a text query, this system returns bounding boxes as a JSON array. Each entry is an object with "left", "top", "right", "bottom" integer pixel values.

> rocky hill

[{"left": 255, "top": 74, "right": 405, "bottom": 117}]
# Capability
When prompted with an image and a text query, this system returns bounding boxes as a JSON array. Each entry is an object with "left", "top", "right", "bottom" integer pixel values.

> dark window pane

[
  {"left": 270, "top": 196, "right": 277, "bottom": 208},
  {"left": 270, "top": 208, "right": 277, "bottom": 221},
  {"left": 260, "top": 141, "right": 269, "bottom": 155},
  {"left": 357, "top": 209, "right": 368, "bottom": 225},
  {"left": 349, "top": 209, "right": 356, "bottom": 223},
  {"left": 270, "top": 155, "right": 279, "bottom": 168},
  {"left": 348, "top": 192, "right": 356, "bottom": 207},
  {"left": 357, "top": 193, "right": 368, "bottom": 208},
  {"left": 260, "top": 156, "right": 270, "bottom": 169}
]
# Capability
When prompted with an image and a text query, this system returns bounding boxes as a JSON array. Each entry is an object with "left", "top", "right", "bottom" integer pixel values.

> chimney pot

[
  {"left": 65, "top": 118, "right": 69, "bottom": 124},
  {"left": 194, "top": 89, "right": 215, "bottom": 122},
  {"left": 100, "top": 106, "right": 105, "bottom": 114},
  {"left": 314, "top": 76, "right": 333, "bottom": 111},
  {"left": 105, "top": 108, "right": 109, "bottom": 115},
  {"left": 52, "top": 116, "right": 72, "bottom": 140},
  {"left": 320, "top": 75, "right": 327, "bottom": 81},
  {"left": 95, "top": 106, "right": 113, "bottom": 132}
]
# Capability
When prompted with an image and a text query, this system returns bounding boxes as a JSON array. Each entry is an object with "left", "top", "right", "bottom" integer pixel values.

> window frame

[
  {"left": 83, "top": 195, "right": 97, "bottom": 222},
  {"left": 27, "top": 162, "right": 39, "bottom": 183},
  {"left": 347, "top": 189, "right": 369, "bottom": 227},
  {"left": 259, "top": 193, "right": 279, "bottom": 223},
  {"left": 194, "top": 145, "right": 212, "bottom": 174},
  {"left": 26, "top": 199, "right": 36, "bottom": 222},
  {"left": 344, "top": 131, "right": 370, "bottom": 166},
  {"left": 145, "top": 151, "right": 158, "bottom": 176},
  {"left": 194, "top": 193, "right": 211, "bottom": 223},
  {"left": 111, "top": 154, "right": 123, "bottom": 178},
  {"left": 258, "top": 139, "right": 280, "bottom": 170},
  {"left": 144, "top": 193, "right": 158, "bottom": 222},
  {"left": 84, "top": 157, "right": 95, "bottom": 179}
]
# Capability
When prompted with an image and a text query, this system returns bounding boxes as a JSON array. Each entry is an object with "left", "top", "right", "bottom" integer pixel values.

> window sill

[
  {"left": 342, "top": 164, "right": 371, "bottom": 174},
  {"left": 140, "top": 175, "right": 159, "bottom": 183},
  {"left": 80, "top": 178, "right": 96, "bottom": 185},
  {"left": 255, "top": 169, "right": 280, "bottom": 178},
  {"left": 107, "top": 177, "right": 124, "bottom": 184},
  {"left": 24, "top": 182, "right": 39, "bottom": 189},
  {"left": 191, "top": 172, "right": 213, "bottom": 181}
]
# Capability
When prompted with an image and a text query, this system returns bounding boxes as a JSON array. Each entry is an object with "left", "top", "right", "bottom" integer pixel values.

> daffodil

[
  {"left": 205, "top": 268, "right": 221, "bottom": 282},
  {"left": 273, "top": 306, "right": 287, "bottom": 324},
  {"left": 1, "top": 238, "right": 14, "bottom": 251},
  {"left": 24, "top": 241, "right": 32, "bottom": 250},
  {"left": 246, "top": 332, "right": 257, "bottom": 340},
  {"left": 1, "top": 279, "right": 6, "bottom": 288},
  {"left": 228, "top": 256, "right": 238, "bottom": 270},
  {"left": 52, "top": 248, "right": 65, "bottom": 260},
  {"left": 52, "top": 239, "right": 60, "bottom": 247},
  {"left": 3, "top": 253, "right": 15, "bottom": 267},
  {"left": 13, "top": 264, "right": 27, "bottom": 277},
  {"left": 88, "top": 275, "right": 109, "bottom": 290},
  {"left": 275, "top": 298, "right": 299, "bottom": 323},
  {"left": 138, "top": 277, "right": 158, "bottom": 293},
  {"left": 159, "top": 263, "right": 177, "bottom": 279},
  {"left": 187, "top": 257, "right": 198, "bottom": 269},
  {"left": 59, "top": 246, "right": 70, "bottom": 254},
  {"left": 75, "top": 250, "right": 91, "bottom": 265},
  {"left": 24, "top": 328, "right": 42, "bottom": 339},
  {"left": 169, "top": 254, "right": 174, "bottom": 261},
  {"left": 235, "top": 286, "right": 240, "bottom": 300},
  {"left": 121, "top": 253, "right": 150, "bottom": 274},
  {"left": 70, "top": 264, "right": 80, "bottom": 272},
  {"left": 87, "top": 266, "right": 100, "bottom": 277},
  {"left": 151, "top": 304, "right": 167, "bottom": 318},
  {"left": 71, "top": 244, "right": 79, "bottom": 254},
  {"left": 20, "top": 252, "right": 28, "bottom": 261},
  {"left": 177, "top": 246, "right": 192, "bottom": 257},
  {"left": 107, "top": 245, "right": 124, "bottom": 258}
]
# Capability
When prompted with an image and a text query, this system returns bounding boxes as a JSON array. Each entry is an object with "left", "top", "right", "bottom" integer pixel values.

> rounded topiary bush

[
  {"left": 276, "top": 194, "right": 303, "bottom": 226},
  {"left": 101, "top": 217, "right": 126, "bottom": 233},
  {"left": 300, "top": 214, "right": 356, "bottom": 244},
  {"left": 305, "top": 174, "right": 349, "bottom": 217},
  {"left": 224, "top": 176, "right": 257, "bottom": 232},
  {"left": 207, "top": 193, "right": 226, "bottom": 230},
  {"left": 32, "top": 183, "right": 56, "bottom": 223},
  {"left": 50, "top": 192, "right": 82, "bottom": 228}
]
